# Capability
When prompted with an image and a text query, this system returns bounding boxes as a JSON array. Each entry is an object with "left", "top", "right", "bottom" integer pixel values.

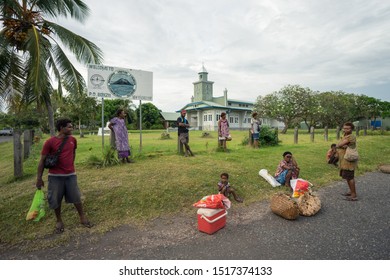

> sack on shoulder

[
  {"left": 344, "top": 147, "right": 359, "bottom": 162},
  {"left": 44, "top": 154, "right": 58, "bottom": 169}
]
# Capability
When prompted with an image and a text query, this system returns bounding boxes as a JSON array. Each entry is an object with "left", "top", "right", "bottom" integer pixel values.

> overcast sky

[{"left": 59, "top": 0, "right": 390, "bottom": 112}]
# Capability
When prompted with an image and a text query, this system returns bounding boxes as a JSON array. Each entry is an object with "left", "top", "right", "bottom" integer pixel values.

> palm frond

[
  {"left": 45, "top": 20, "right": 103, "bottom": 65},
  {"left": 0, "top": 37, "right": 25, "bottom": 103},
  {"left": 34, "top": 0, "right": 90, "bottom": 22},
  {"left": 51, "top": 44, "right": 85, "bottom": 95},
  {"left": 23, "top": 25, "right": 53, "bottom": 103}
]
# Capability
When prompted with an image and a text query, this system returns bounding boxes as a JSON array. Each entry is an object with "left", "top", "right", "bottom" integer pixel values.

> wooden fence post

[
  {"left": 110, "top": 130, "right": 116, "bottom": 149},
  {"left": 324, "top": 126, "right": 328, "bottom": 141},
  {"left": 310, "top": 126, "right": 315, "bottom": 142},
  {"left": 23, "top": 129, "right": 32, "bottom": 159},
  {"left": 13, "top": 130, "right": 23, "bottom": 178},
  {"left": 294, "top": 127, "right": 298, "bottom": 144},
  {"left": 336, "top": 126, "right": 341, "bottom": 140},
  {"left": 248, "top": 129, "right": 253, "bottom": 147}
]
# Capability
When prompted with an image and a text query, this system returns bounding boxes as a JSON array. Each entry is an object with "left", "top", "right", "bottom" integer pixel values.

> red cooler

[{"left": 197, "top": 208, "right": 227, "bottom": 234}]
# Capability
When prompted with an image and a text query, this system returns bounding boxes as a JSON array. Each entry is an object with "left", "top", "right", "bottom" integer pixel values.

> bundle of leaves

[
  {"left": 86, "top": 146, "right": 120, "bottom": 168},
  {"left": 160, "top": 132, "right": 171, "bottom": 139}
]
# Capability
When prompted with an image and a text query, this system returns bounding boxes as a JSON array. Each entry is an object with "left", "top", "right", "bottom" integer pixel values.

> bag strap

[{"left": 54, "top": 136, "right": 69, "bottom": 156}]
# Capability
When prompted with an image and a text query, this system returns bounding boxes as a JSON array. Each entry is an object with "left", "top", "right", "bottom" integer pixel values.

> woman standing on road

[{"left": 336, "top": 122, "right": 358, "bottom": 201}]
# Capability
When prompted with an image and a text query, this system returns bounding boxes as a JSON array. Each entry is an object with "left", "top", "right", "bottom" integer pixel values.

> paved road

[{"left": 1, "top": 171, "right": 389, "bottom": 260}]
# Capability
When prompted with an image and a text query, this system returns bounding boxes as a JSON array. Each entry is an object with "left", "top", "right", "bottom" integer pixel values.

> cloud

[{"left": 57, "top": 0, "right": 390, "bottom": 111}]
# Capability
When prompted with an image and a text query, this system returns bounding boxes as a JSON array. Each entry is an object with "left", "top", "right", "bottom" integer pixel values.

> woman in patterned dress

[{"left": 108, "top": 109, "right": 131, "bottom": 163}]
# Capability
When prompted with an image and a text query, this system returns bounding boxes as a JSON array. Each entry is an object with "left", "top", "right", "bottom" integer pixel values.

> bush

[
  {"left": 85, "top": 146, "right": 120, "bottom": 168},
  {"left": 241, "top": 135, "right": 249, "bottom": 146},
  {"left": 160, "top": 132, "right": 171, "bottom": 139},
  {"left": 259, "top": 126, "right": 279, "bottom": 146},
  {"left": 242, "top": 126, "right": 279, "bottom": 146}
]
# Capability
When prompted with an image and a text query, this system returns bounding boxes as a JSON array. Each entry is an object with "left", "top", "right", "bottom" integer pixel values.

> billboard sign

[{"left": 87, "top": 64, "right": 153, "bottom": 100}]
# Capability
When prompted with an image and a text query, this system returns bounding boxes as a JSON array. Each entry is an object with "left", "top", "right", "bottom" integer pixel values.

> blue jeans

[{"left": 275, "top": 169, "right": 289, "bottom": 185}]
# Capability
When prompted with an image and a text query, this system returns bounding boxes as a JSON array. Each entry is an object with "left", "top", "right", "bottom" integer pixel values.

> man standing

[
  {"left": 36, "top": 118, "right": 92, "bottom": 234},
  {"left": 177, "top": 110, "right": 194, "bottom": 157}
]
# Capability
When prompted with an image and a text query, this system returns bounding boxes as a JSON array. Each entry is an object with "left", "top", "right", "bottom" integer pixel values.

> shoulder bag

[
  {"left": 44, "top": 136, "right": 69, "bottom": 169},
  {"left": 344, "top": 146, "right": 359, "bottom": 162}
]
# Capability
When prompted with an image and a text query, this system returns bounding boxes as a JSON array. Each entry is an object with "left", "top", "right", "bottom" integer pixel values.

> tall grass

[{"left": 0, "top": 129, "right": 389, "bottom": 249}]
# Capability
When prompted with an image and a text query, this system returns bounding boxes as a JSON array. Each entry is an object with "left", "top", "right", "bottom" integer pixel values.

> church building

[{"left": 179, "top": 65, "right": 254, "bottom": 131}]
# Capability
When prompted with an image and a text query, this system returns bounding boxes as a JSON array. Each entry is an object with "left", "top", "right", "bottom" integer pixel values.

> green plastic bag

[{"left": 26, "top": 189, "right": 46, "bottom": 222}]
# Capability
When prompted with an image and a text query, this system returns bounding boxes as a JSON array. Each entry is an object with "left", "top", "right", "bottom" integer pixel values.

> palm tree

[{"left": 0, "top": 0, "right": 103, "bottom": 135}]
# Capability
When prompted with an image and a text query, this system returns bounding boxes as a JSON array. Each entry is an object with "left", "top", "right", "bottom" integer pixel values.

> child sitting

[
  {"left": 326, "top": 143, "right": 339, "bottom": 166},
  {"left": 218, "top": 172, "right": 243, "bottom": 203}
]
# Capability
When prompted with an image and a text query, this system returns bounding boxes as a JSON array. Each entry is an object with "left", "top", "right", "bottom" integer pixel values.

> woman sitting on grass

[{"left": 274, "top": 151, "right": 300, "bottom": 191}]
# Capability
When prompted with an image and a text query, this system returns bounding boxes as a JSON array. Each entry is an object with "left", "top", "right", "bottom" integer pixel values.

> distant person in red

[
  {"left": 326, "top": 143, "right": 339, "bottom": 166},
  {"left": 36, "top": 118, "right": 92, "bottom": 234}
]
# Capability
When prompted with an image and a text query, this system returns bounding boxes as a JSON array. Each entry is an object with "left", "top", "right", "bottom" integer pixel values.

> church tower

[{"left": 193, "top": 64, "right": 214, "bottom": 102}]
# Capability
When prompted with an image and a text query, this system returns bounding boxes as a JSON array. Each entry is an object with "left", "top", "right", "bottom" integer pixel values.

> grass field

[{"left": 1, "top": 129, "right": 389, "bottom": 250}]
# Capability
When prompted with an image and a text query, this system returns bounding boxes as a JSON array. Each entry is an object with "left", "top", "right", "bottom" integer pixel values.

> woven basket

[
  {"left": 297, "top": 192, "right": 321, "bottom": 216},
  {"left": 378, "top": 164, "right": 390, "bottom": 174},
  {"left": 270, "top": 193, "right": 299, "bottom": 220}
]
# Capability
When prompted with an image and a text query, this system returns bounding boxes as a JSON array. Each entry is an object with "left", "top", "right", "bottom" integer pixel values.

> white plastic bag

[
  {"left": 259, "top": 169, "right": 281, "bottom": 187},
  {"left": 290, "top": 178, "right": 313, "bottom": 198}
]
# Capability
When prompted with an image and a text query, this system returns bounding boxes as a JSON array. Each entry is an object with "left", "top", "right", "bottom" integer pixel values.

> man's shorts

[
  {"left": 275, "top": 169, "right": 289, "bottom": 185},
  {"left": 340, "top": 169, "right": 354, "bottom": 180},
  {"left": 252, "top": 133, "right": 260, "bottom": 140},
  {"left": 47, "top": 175, "right": 81, "bottom": 209},
  {"left": 179, "top": 133, "right": 189, "bottom": 144}
]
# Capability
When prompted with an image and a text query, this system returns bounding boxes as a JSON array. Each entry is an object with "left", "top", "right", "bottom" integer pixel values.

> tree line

[
  {"left": 0, "top": 91, "right": 164, "bottom": 134},
  {"left": 254, "top": 84, "right": 390, "bottom": 133}
]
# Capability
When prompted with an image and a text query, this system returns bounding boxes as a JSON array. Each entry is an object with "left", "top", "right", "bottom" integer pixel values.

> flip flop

[
  {"left": 81, "top": 221, "right": 94, "bottom": 228},
  {"left": 341, "top": 192, "right": 352, "bottom": 196},
  {"left": 343, "top": 197, "right": 358, "bottom": 201}
]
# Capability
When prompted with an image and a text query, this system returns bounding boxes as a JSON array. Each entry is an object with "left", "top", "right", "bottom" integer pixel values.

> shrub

[
  {"left": 259, "top": 126, "right": 279, "bottom": 146},
  {"left": 86, "top": 146, "right": 120, "bottom": 168},
  {"left": 160, "top": 132, "right": 171, "bottom": 139}
]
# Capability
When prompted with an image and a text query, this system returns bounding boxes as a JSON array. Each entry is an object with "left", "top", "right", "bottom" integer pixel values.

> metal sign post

[
  {"left": 139, "top": 100, "right": 142, "bottom": 153},
  {"left": 101, "top": 97, "right": 105, "bottom": 153}
]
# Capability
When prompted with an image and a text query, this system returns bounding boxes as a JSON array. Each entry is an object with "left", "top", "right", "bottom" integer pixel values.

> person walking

[
  {"left": 36, "top": 118, "right": 92, "bottom": 234},
  {"left": 336, "top": 122, "right": 358, "bottom": 201},
  {"left": 218, "top": 112, "right": 231, "bottom": 152},
  {"left": 177, "top": 110, "right": 194, "bottom": 157},
  {"left": 108, "top": 108, "right": 132, "bottom": 163}
]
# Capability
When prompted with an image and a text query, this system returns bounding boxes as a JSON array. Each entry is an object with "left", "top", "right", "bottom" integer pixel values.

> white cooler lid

[{"left": 197, "top": 208, "right": 225, "bottom": 217}]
